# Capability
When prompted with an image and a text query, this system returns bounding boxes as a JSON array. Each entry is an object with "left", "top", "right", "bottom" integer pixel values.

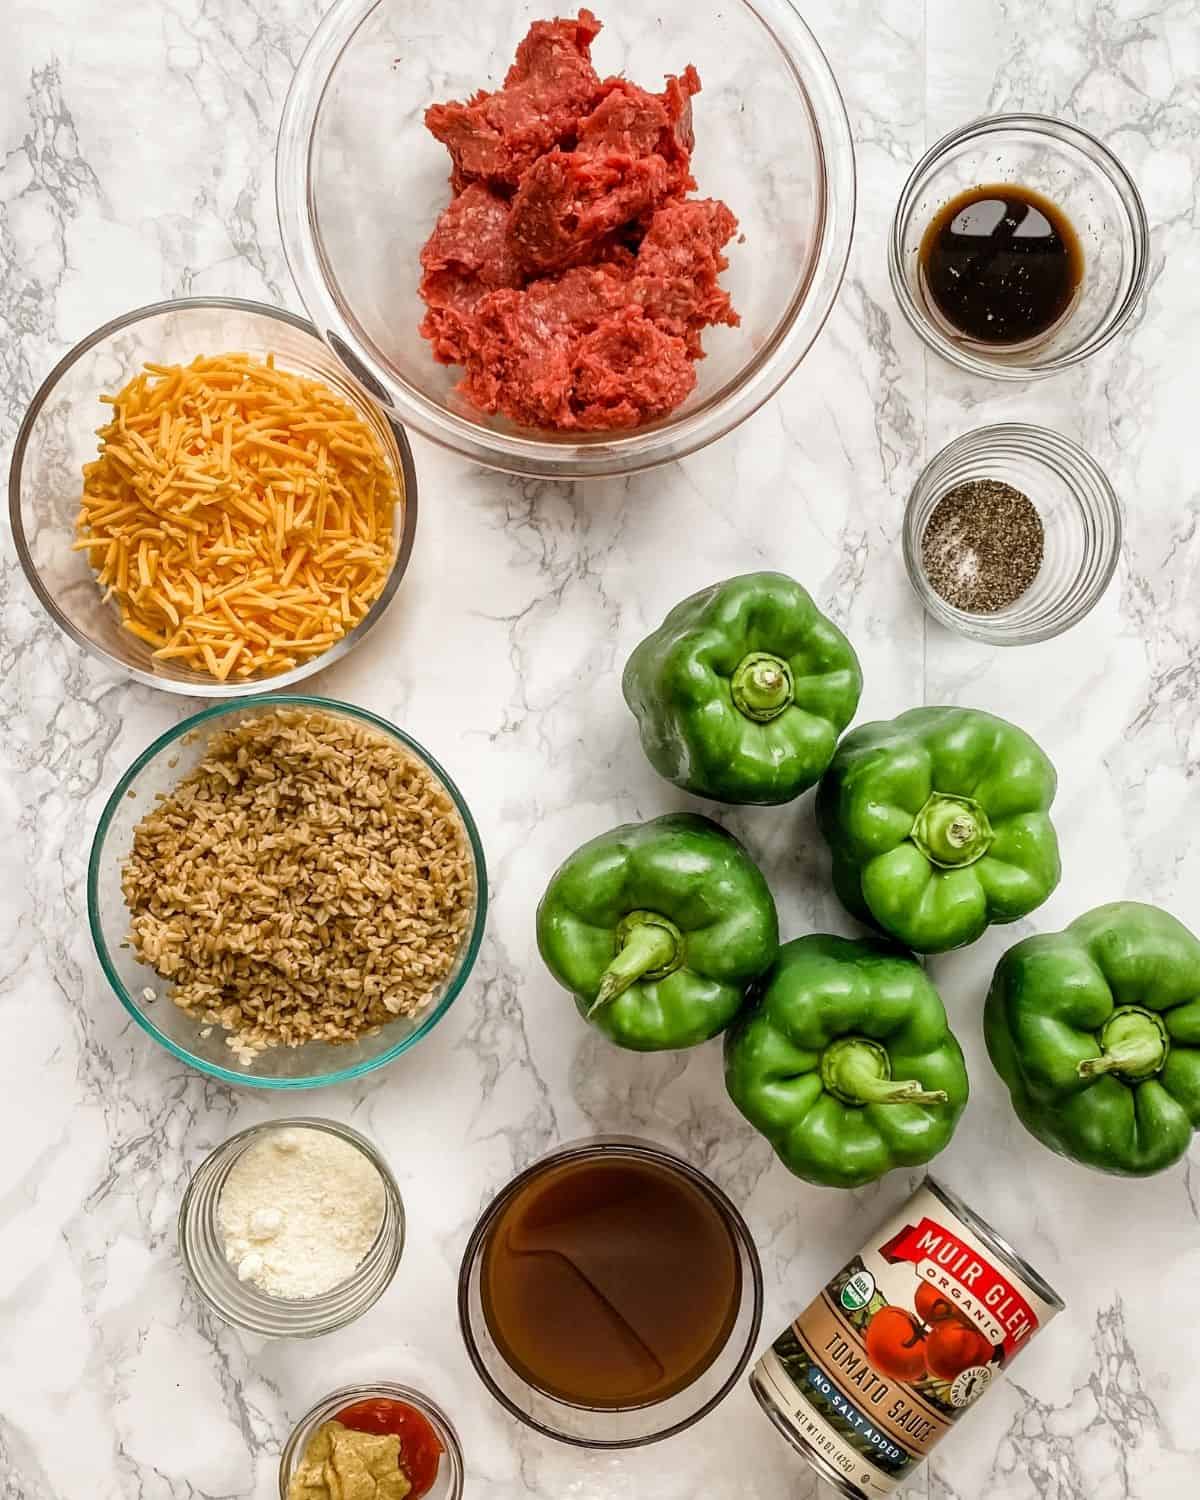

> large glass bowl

[
  {"left": 88, "top": 696, "right": 487, "bottom": 1089},
  {"left": 276, "top": 0, "right": 855, "bottom": 479},
  {"left": 9, "top": 298, "right": 418, "bottom": 696}
]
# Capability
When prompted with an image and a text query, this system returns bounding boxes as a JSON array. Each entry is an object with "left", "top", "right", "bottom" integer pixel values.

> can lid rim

[{"left": 925, "top": 1176, "right": 1066, "bottom": 1312}]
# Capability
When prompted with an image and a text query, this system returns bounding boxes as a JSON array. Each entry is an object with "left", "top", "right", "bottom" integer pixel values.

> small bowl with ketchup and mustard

[
  {"left": 890, "top": 113, "right": 1148, "bottom": 379},
  {"left": 279, "top": 1384, "right": 463, "bottom": 1500}
]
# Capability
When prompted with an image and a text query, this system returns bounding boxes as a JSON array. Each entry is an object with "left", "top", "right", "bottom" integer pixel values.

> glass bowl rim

[
  {"left": 275, "top": 0, "right": 857, "bottom": 479},
  {"left": 888, "top": 111, "right": 1150, "bottom": 381},
  {"left": 278, "top": 1380, "right": 466, "bottom": 1500},
  {"left": 456, "top": 1133, "right": 764, "bottom": 1448},
  {"left": 902, "top": 421, "right": 1123, "bottom": 644},
  {"left": 87, "top": 692, "right": 489, "bottom": 1089},
  {"left": 178, "top": 1115, "right": 406, "bottom": 1336},
  {"left": 8, "top": 294, "right": 420, "bottom": 697}
]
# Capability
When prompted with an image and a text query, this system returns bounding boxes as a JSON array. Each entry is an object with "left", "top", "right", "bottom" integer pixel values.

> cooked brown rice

[{"left": 121, "top": 706, "right": 474, "bottom": 1061}]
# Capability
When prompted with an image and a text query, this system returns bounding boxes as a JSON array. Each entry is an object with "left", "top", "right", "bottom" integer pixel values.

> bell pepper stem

[
  {"left": 821, "top": 1036, "right": 949, "bottom": 1107},
  {"left": 844, "top": 1075, "right": 950, "bottom": 1106},
  {"left": 1077, "top": 1006, "right": 1169, "bottom": 1082},
  {"left": 911, "top": 793, "right": 993, "bottom": 868},
  {"left": 731, "top": 652, "right": 795, "bottom": 723},
  {"left": 591, "top": 915, "right": 681, "bottom": 1015}
]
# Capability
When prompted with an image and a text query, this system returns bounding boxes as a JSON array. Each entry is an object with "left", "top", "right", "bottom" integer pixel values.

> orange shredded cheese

[{"left": 73, "top": 353, "right": 399, "bottom": 682}]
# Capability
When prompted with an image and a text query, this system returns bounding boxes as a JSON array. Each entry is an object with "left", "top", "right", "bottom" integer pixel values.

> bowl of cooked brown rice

[{"left": 88, "top": 696, "right": 487, "bottom": 1087}]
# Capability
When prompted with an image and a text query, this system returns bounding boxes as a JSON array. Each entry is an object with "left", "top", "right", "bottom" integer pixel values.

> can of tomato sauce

[{"left": 750, "top": 1178, "right": 1063, "bottom": 1499}]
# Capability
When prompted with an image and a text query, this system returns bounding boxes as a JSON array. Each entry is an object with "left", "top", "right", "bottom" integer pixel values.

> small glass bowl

[
  {"left": 903, "top": 424, "right": 1122, "bottom": 644},
  {"left": 279, "top": 1382, "right": 464, "bottom": 1500},
  {"left": 276, "top": 0, "right": 855, "bottom": 479},
  {"left": 457, "top": 1135, "right": 763, "bottom": 1448},
  {"left": 9, "top": 297, "right": 418, "bottom": 695},
  {"left": 890, "top": 114, "right": 1148, "bottom": 378},
  {"left": 88, "top": 695, "right": 487, "bottom": 1089},
  {"left": 178, "top": 1118, "right": 404, "bottom": 1337}
]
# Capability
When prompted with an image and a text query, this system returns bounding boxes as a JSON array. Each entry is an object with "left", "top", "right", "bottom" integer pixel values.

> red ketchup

[{"left": 335, "top": 1398, "right": 444, "bottom": 1499}]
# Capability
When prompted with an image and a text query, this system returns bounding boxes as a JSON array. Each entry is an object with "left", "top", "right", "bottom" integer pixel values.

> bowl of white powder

[{"left": 178, "top": 1117, "right": 404, "bottom": 1337}]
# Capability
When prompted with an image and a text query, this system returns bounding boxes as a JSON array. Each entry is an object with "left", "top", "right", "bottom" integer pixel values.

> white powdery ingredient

[{"left": 217, "top": 1127, "right": 385, "bottom": 1299}]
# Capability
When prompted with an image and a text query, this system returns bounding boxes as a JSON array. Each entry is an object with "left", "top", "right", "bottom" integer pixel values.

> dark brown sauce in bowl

[
  {"left": 479, "top": 1154, "right": 742, "bottom": 1409},
  {"left": 919, "top": 184, "right": 1084, "bottom": 345}
]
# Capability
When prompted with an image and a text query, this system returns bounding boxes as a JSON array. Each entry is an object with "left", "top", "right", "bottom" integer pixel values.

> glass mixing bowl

[
  {"left": 276, "top": 0, "right": 855, "bottom": 478},
  {"left": 88, "top": 695, "right": 487, "bottom": 1089},
  {"left": 9, "top": 298, "right": 418, "bottom": 696},
  {"left": 890, "top": 114, "right": 1148, "bottom": 379}
]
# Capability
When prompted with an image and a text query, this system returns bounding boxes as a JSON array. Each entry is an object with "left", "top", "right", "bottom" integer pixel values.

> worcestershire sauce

[
  {"left": 919, "top": 184, "right": 1083, "bottom": 344},
  {"left": 480, "top": 1154, "right": 741, "bottom": 1408}
]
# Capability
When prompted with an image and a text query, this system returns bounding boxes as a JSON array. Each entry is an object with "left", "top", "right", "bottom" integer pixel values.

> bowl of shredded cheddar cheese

[{"left": 10, "top": 297, "right": 418, "bottom": 694}]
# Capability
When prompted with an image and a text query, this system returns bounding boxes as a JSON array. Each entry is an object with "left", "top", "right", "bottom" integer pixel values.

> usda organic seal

[{"left": 839, "top": 1270, "right": 876, "bottom": 1312}]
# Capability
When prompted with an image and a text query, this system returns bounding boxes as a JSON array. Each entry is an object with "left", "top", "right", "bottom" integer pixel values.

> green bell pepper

[
  {"left": 985, "top": 902, "right": 1200, "bottom": 1176},
  {"left": 536, "top": 812, "right": 779, "bottom": 1051},
  {"left": 724, "top": 935, "right": 968, "bottom": 1188},
  {"left": 622, "top": 572, "right": 863, "bottom": 805},
  {"left": 816, "top": 706, "right": 1061, "bottom": 953}
]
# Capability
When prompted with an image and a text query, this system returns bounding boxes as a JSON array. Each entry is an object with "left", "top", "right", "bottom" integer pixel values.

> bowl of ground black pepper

[{"left": 903, "top": 424, "right": 1122, "bottom": 644}]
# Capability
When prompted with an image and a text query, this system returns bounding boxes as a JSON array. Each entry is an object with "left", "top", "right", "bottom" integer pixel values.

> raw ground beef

[
  {"left": 418, "top": 10, "right": 739, "bottom": 432},
  {"left": 425, "top": 10, "right": 605, "bottom": 191},
  {"left": 419, "top": 183, "right": 522, "bottom": 364}
]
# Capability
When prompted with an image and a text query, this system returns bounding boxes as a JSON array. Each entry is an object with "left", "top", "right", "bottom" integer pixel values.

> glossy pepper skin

[
  {"left": 724, "top": 935, "right": 968, "bottom": 1188},
  {"left": 985, "top": 902, "right": 1200, "bottom": 1177},
  {"left": 536, "top": 813, "right": 779, "bottom": 1051},
  {"left": 816, "top": 706, "right": 1061, "bottom": 953},
  {"left": 622, "top": 573, "right": 863, "bottom": 805}
]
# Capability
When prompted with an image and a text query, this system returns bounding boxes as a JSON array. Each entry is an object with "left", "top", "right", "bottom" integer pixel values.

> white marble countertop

[{"left": 4, "top": 0, "right": 1200, "bottom": 1496}]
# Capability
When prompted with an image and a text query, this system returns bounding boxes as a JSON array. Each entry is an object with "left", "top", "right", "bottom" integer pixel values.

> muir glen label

[{"left": 750, "top": 1179, "right": 1064, "bottom": 1500}]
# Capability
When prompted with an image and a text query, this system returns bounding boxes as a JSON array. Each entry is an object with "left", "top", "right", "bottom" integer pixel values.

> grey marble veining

[{"left": 3, "top": 0, "right": 1200, "bottom": 1496}]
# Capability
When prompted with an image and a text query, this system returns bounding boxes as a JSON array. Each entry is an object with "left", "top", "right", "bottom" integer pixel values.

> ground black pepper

[{"left": 920, "top": 479, "right": 1044, "bottom": 613}]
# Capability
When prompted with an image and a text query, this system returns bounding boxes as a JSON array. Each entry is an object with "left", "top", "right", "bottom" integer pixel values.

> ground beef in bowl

[{"left": 418, "top": 9, "right": 740, "bottom": 432}]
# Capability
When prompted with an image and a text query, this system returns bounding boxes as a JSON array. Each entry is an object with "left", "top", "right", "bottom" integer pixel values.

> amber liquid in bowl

[{"left": 479, "top": 1155, "right": 742, "bottom": 1410}]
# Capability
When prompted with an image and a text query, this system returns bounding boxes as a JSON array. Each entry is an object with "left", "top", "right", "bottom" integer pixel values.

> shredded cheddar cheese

[{"left": 73, "top": 353, "right": 399, "bottom": 682}]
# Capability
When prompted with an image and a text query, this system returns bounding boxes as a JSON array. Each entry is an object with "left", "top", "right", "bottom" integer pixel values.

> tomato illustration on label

[
  {"left": 864, "top": 1306, "right": 928, "bottom": 1382},
  {"left": 914, "top": 1281, "right": 961, "bottom": 1327},
  {"left": 925, "top": 1318, "right": 994, "bottom": 1379},
  {"left": 861, "top": 1269, "right": 1000, "bottom": 1391}
]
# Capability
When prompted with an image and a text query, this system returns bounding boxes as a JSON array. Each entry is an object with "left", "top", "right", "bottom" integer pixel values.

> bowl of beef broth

[
  {"left": 457, "top": 1136, "right": 763, "bottom": 1447},
  {"left": 889, "top": 113, "right": 1147, "bottom": 379}
]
